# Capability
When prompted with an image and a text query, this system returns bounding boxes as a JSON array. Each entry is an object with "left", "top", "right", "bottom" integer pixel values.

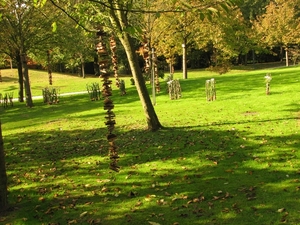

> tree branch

[
  {"left": 49, "top": 0, "right": 95, "bottom": 32},
  {"left": 87, "top": 0, "right": 221, "bottom": 14}
]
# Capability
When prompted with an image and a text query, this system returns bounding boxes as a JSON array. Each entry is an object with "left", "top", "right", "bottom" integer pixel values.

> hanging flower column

[
  {"left": 47, "top": 50, "right": 52, "bottom": 85},
  {"left": 109, "top": 36, "right": 120, "bottom": 88},
  {"left": 96, "top": 30, "right": 119, "bottom": 172}
]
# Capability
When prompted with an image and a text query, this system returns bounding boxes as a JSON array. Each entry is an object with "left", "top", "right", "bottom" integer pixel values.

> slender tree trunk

[
  {"left": 16, "top": 53, "right": 24, "bottom": 102},
  {"left": 182, "top": 38, "right": 187, "bottom": 79},
  {"left": 0, "top": 121, "right": 8, "bottom": 212},
  {"left": 285, "top": 48, "right": 289, "bottom": 67},
  {"left": 109, "top": 2, "right": 163, "bottom": 131},
  {"left": 80, "top": 55, "right": 85, "bottom": 78},
  {"left": 21, "top": 53, "right": 34, "bottom": 107},
  {"left": 9, "top": 57, "right": 13, "bottom": 70},
  {"left": 119, "top": 33, "right": 162, "bottom": 131}
]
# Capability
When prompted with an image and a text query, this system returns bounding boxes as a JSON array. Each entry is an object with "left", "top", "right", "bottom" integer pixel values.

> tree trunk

[
  {"left": 119, "top": 33, "right": 162, "bottom": 131},
  {"left": 109, "top": 2, "right": 163, "bottom": 131},
  {"left": 182, "top": 38, "right": 187, "bottom": 79},
  {"left": 285, "top": 48, "right": 289, "bottom": 67},
  {"left": 16, "top": 53, "right": 24, "bottom": 102},
  {"left": 0, "top": 121, "right": 8, "bottom": 212},
  {"left": 80, "top": 55, "right": 85, "bottom": 79},
  {"left": 21, "top": 54, "right": 34, "bottom": 107}
]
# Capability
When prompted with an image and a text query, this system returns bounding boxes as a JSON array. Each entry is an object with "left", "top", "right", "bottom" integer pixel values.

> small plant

[
  {"left": 86, "top": 83, "right": 101, "bottom": 101},
  {"left": 130, "top": 78, "right": 135, "bottom": 85},
  {"left": 167, "top": 79, "right": 181, "bottom": 100},
  {"left": 0, "top": 92, "right": 13, "bottom": 107},
  {"left": 264, "top": 73, "right": 272, "bottom": 95},
  {"left": 42, "top": 87, "right": 59, "bottom": 104},
  {"left": 165, "top": 74, "right": 173, "bottom": 82},
  {"left": 205, "top": 78, "right": 216, "bottom": 101},
  {"left": 119, "top": 79, "right": 126, "bottom": 96}
]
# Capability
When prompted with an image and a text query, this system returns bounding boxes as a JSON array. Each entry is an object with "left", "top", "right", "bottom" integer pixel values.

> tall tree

[
  {"left": 47, "top": 0, "right": 236, "bottom": 129},
  {"left": 252, "top": 0, "right": 300, "bottom": 66},
  {"left": 150, "top": 0, "right": 242, "bottom": 76},
  {"left": 107, "top": 0, "right": 163, "bottom": 130},
  {"left": 49, "top": 0, "right": 164, "bottom": 131},
  {"left": 0, "top": 122, "right": 8, "bottom": 212},
  {"left": 0, "top": 0, "right": 61, "bottom": 106}
]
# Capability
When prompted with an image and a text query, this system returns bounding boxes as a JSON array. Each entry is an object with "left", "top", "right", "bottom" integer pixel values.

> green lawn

[{"left": 0, "top": 64, "right": 299, "bottom": 225}]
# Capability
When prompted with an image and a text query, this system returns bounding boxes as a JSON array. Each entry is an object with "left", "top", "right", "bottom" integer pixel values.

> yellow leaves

[
  {"left": 79, "top": 211, "right": 88, "bottom": 217},
  {"left": 148, "top": 221, "right": 161, "bottom": 225},
  {"left": 277, "top": 208, "right": 285, "bottom": 213},
  {"left": 156, "top": 199, "right": 167, "bottom": 205},
  {"left": 145, "top": 194, "right": 156, "bottom": 202},
  {"left": 38, "top": 196, "right": 45, "bottom": 202},
  {"left": 135, "top": 200, "right": 143, "bottom": 207}
]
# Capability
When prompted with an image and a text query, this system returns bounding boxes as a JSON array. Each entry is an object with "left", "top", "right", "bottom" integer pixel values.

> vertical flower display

[
  {"left": 205, "top": 78, "right": 216, "bottom": 101},
  {"left": 264, "top": 73, "right": 272, "bottom": 95},
  {"left": 47, "top": 50, "right": 52, "bottom": 85},
  {"left": 96, "top": 30, "right": 119, "bottom": 172}
]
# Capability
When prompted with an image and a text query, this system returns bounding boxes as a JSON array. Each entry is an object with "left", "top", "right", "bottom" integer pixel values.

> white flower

[{"left": 264, "top": 74, "right": 272, "bottom": 82}]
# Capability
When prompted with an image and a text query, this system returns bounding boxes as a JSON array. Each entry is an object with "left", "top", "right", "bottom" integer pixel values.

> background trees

[
  {"left": 252, "top": 0, "right": 300, "bottom": 66},
  {"left": 0, "top": 0, "right": 300, "bottom": 124},
  {"left": 0, "top": 0, "right": 61, "bottom": 106}
]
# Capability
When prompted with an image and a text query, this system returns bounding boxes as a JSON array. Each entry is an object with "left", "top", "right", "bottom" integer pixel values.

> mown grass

[{"left": 0, "top": 64, "right": 299, "bottom": 225}]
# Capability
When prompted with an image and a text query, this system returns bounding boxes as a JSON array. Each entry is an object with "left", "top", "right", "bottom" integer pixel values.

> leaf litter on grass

[{"left": 2, "top": 65, "right": 300, "bottom": 224}]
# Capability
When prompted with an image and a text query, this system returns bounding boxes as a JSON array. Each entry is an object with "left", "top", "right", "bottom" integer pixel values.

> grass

[{"left": 0, "top": 63, "right": 300, "bottom": 225}]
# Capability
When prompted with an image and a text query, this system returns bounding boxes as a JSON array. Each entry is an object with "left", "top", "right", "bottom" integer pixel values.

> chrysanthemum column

[{"left": 96, "top": 30, "right": 119, "bottom": 172}]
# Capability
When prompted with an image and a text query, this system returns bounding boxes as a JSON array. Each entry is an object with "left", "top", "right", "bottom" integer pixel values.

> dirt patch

[{"left": 243, "top": 111, "right": 258, "bottom": 116}]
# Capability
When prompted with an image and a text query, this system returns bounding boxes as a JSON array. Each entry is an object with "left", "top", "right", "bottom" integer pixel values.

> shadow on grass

[{"left": 3, "top": 123, "right": 300, "bottom": 224}]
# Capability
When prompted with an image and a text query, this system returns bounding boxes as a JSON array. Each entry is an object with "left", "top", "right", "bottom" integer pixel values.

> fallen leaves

[
  {"left": 148, "top": 221, "right": 161, "bottom": 225},
  {"left": 238, "top": 186, "right": 257, "bottom": 201},
  {"left": 277, "top": 208, "right": 285, "bottom": 213}
]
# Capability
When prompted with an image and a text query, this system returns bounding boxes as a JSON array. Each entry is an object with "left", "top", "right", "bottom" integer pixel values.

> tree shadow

[{"left": 3, "top": 123, "right": 300, "bottom": 224}]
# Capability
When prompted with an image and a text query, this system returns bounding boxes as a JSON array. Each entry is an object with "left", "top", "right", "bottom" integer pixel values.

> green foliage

[
  {"left": 86, "top": 83, "right": 101, "bottom": 101},
  {"left": 51, "top": 22, "right": 57, "bottom": 32},
  {"left": 119, "top": 79, "right": 126, "bottom": 96},
  {"left": 42, "top": 87, "right": 60, "bottom": 104}
]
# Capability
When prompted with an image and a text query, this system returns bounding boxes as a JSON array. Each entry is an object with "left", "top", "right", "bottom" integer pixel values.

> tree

[
  {"left": 47, "top": 0, "right": 236, "bottom": 129},
  {"left": 252, "top": 0, "right": 300, "bottom": 66},
  {"left": 0, "top": 0, "right": 62, "bottom": 106},
  {"left": 151, "top": 0, "right": 239, "bottom": 76},
  {"left": 0, "top": 122, "right": 8, "bottom": 212},
  {"left": 49, "top": 0, "right": 163, "bottom": 131}
]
